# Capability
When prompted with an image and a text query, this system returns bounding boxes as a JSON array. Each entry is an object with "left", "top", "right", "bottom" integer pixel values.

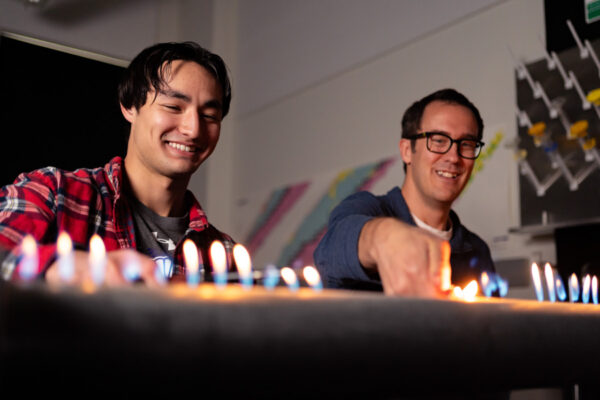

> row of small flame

[
  {"left": 449, "top": 271, "right": 508, "bottom": 302},
  {"left": 17, "top": 232, "right": 322, "bottom": 291},
  {"left": 531, "top": 262, "right": 598, "bottom": 304},
  {"left": 19, "top": 232, "right": 517, "bottom": 299}
]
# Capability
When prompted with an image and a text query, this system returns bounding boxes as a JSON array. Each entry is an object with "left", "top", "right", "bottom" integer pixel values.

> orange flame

[
  {"left": 183, "top": 239, "right": 199, "bottom": 274},
  {"left": 302, "top": 265, "right": 321, "bottom": 287},
  {"left": 22, "top": 235, "right": 37, "bottom": 257},
  {"left": 531, "top": 262, "right": 543, "bottom": 299},
  {"left": 89, "top": 234, "right": 105, "bottom": 262},
  {"left": 57, "top": 232, "right": 73, "bottom": 256},
  {"left": 232, "top": 244, "right": 252, "bottom": 277},
  {"left": 209, "top": 241, "right": 227, "bottom": 274},
  {"left": 280, "top": 267, "right": 298, "bottom": 286},
  {"left": 440, "top": 241, "right": 452, "bottom": 291},
  {"left": 450, "top": 280, "right": 478, "bottom": 302},
  {"left": 462, "top": 280, "right": 479, "bottom": 302}
]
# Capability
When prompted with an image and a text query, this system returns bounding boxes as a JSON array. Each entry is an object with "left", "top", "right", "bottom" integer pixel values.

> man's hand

[
  {"left": 358, "top": 218, "right": 450, "bottom": 297},
  {"left": 46, "top": 249, "right": 161, "bottom": 287}
]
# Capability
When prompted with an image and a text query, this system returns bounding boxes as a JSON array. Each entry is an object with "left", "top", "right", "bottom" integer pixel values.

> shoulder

[
  {"left": 328, "top": 187, "right": 404, "bottom": 224},
  {"left": 186, "top": 223, "right": 235, "bottom": 252},
  {"left": 7, "top": 160, "right": 118, "bottom": 205},
  {"left": 336, "top": 188, "right": 399, "bottom": 210},
  {"left": 449, "top": 210, "right": 492, "bottom": 255}
]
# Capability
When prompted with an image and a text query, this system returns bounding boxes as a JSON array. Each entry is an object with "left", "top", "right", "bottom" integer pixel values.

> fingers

[
  {"left": 439, "top": 241, "right": 452, "bottom": 292},
  {"left": 139, "top": 257, "right": 161, "bottom": 288},
  {"left": 374, "top": 221, "right": 450, "bottom": 298},
  {"left": 46, "top": 248, "right": 162, "bottom": 288},
  {"left": 106, "top": 249, "right": 161, "bottom": 287}
]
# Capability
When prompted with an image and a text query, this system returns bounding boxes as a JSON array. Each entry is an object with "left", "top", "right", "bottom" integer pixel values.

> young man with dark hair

[
  {"left": 314, "top": 88, "right": 495, "bottom": 296},
  {"left": 0, "top": 41, "right": 233, "bottom": 285}
]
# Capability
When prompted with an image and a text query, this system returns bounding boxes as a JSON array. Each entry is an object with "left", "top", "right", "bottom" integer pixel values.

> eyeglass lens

[{"left": 427, "top": 133, "right": 480, "bottom": 159}]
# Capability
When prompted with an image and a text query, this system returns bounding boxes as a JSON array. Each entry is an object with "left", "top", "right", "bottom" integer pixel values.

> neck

[
  {"left": 123, "top": 157, "right": 190, "bottom": 217},
  {"left": 401, "top": 181, "right": 451, "bottom": 231}
]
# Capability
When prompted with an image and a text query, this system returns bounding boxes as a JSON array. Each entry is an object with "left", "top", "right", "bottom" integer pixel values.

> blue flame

[
  {"left": 497, "top": 275, "right": 508, "bottom": 297},
  {"left": 545, "top": 266, "right": 556, "bottom": 303},
  {"left": 186, "top": 270, "right": 200, "bottom": 287},
  {"left": 569, "top": 275, "right": 579, "bottom": 303},
  {"left": 555, "top": 275, "right": 567, "bottom": 301},
  {"left": 582, "top": 278, "right": 590, "bottom": 304},
  {"left": 582, "top": 290, "right": 590, "bottom": 304},
  {"left": 481, "top": 272, "right": 509, "bottom": 297},
  {"left": 123, "top": 259, "right": 141, "bottom": 282},
  {"left": 214, "top": 271, "right": 227, "bottom": 288},
  {"left": 482, "top": 274, "right": 497, "bottom": 297},
  {"left": 263, "top": 264, "right": 280, "bottom": 290},
  {"left": 532, "top": 264, "right": 544, "bottom": 302}
]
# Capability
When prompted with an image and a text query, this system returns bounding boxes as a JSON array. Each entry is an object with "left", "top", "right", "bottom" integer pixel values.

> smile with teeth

[
  {"left": 167, "top": 141, "right": 197, "bottom": 153},
  {"left": 436, "top": 170, "right": 459, "bottom": 179}
]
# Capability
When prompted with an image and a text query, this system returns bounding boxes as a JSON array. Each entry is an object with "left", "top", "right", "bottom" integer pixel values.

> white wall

[
  {"left": 223, "top": 0, "right": 556, "bottom": 268},
  {"left": 0, "top": 0, "right": 557, "bottom": 268},
  {"left": 0, "top": 0, "right": 214, "bottom": 59},
  {"left": 235, "top": 0, "right": 502, "bottom": 116}
]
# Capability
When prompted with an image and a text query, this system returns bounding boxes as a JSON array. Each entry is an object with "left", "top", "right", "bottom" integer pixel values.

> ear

[
  {"left": 399, "top": 138, "right": 413, "bottom": 165},
  {"left": 120, "top": 104, "right": 136, "bottom": 124}
]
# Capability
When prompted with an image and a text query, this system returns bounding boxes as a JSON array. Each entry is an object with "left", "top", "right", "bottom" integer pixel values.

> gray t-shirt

[{"left": 129, "top": 197, "right": 189, "bottom": 279}]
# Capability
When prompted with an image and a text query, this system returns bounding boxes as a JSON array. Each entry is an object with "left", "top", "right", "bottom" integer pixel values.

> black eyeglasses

[{"left": 405, "top": 132, "right": 484, "bottom": 160}]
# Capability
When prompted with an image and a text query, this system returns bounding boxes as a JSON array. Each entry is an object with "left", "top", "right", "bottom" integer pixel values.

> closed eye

[
  {"left": 201, "top": 112, "right": 221, "bottom": 122},
  {"left": 163, "top": 104, "right": 181, "bottom": 112}
]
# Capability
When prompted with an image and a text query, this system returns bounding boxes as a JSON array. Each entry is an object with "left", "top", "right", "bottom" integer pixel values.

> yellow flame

[
  {"left": 583, "top": 274, "right": 591, "bottom": 298},
  {"left": 89, "top": 234, "right": 105, "bottom": 262},
  {"left": 531, "top": 262, "right": 542, "bottom": 294},
  {"left": 440, "top": 241, "right": 452, "bottom": 291},
  {"left": 183, "top": 239, "right": 199, "bottom": 274},
  {"left": 570, "top": 273, "right": 579, "bottom": 292},
  {"left": 280, "top": 267, "right": 298, "bottom": 286},
  {"left": 302, "top": 265, "right": 321, "bottom": 287},
  {"left": 57, "top": 231, "right": 73, "bottom": 256},
  {"left": 452, "top": 286, "right": 463, "bottom": 298},
  {"left": 481, "top": 271, "right": 489, "bottom": 290},
  {"left": 21, "top": 235, "right": 37, "bottom": 256},
  {"left": 544, "top": 262, "right": 555, "bottom": 296},
  {"left": 462, "top": 280, "right": 479, "bottom": 302},
  {"left": 209, "top": 241, "right": 227, "bottom": 274},
  {"left": 233, "top": 244, "right": 252, "bottom": 277}
]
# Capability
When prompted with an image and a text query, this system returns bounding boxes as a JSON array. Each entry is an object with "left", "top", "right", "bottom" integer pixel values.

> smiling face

[
  {"left": 122, "top": 60, "right": 223, "bottom": 186},
  {"left": 400, "top": 100, "right": 478, "bottom": 211}
]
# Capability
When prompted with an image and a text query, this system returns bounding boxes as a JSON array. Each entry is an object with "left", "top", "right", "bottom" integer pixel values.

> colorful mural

[
  {"left": 245, "top": 182, "right": 310, "bottom": 255},
  {"left": 276, "top": 157, "right": 397, "bottom": 267}
]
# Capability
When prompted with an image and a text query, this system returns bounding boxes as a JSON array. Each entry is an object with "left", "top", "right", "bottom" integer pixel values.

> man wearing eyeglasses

[{"left": 314, "top": 88, "right": 495, "bottom": 297}]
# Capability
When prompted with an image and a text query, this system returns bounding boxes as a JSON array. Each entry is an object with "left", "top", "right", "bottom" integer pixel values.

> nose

[
  {"left": 180, "top": 110, "right": 201, "bottom": 137},
  {"left": 444, "top": 141, "right": 461, "bottom": 162}
]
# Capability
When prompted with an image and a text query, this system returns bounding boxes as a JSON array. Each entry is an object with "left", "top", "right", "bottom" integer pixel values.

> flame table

[{"left": 1, "top": 281, "right": 599, "bottom": 398}]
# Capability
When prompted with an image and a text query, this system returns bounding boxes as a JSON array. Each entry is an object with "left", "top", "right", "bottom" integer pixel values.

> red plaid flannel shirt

[{"left": 0, "top": 157, "right": 233, "bottom": 280}]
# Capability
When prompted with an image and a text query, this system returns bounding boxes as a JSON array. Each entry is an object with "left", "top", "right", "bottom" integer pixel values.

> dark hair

[
  {"left": 401, "top": 88, "right": 484, "bottom": 171},
  {"left": 118, "top": 41, "right": 232, "bottom": 118}
]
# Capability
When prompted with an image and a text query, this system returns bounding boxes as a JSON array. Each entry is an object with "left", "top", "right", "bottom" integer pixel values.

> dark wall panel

[{"left": 0, "top": 35, "right": 128, "bottom": 186}]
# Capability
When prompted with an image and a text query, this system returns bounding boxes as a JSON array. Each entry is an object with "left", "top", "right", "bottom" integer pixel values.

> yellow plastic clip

[
  {"left": 586, "top": 88, "right": 600, "bottom": 106},
  {"left": 583, "top": 137, "right": 597, "bottom": 151},
  {"left": 528, "top": 122, "right": 546, "bottom": 137},
  {"left": 570, "top": 120, "right": 589, "bottom": 139}
]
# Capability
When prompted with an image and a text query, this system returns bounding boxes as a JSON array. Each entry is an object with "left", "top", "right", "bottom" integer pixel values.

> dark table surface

[{"left": 1, "top": 280, "right": 599, "bottom": 398}]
